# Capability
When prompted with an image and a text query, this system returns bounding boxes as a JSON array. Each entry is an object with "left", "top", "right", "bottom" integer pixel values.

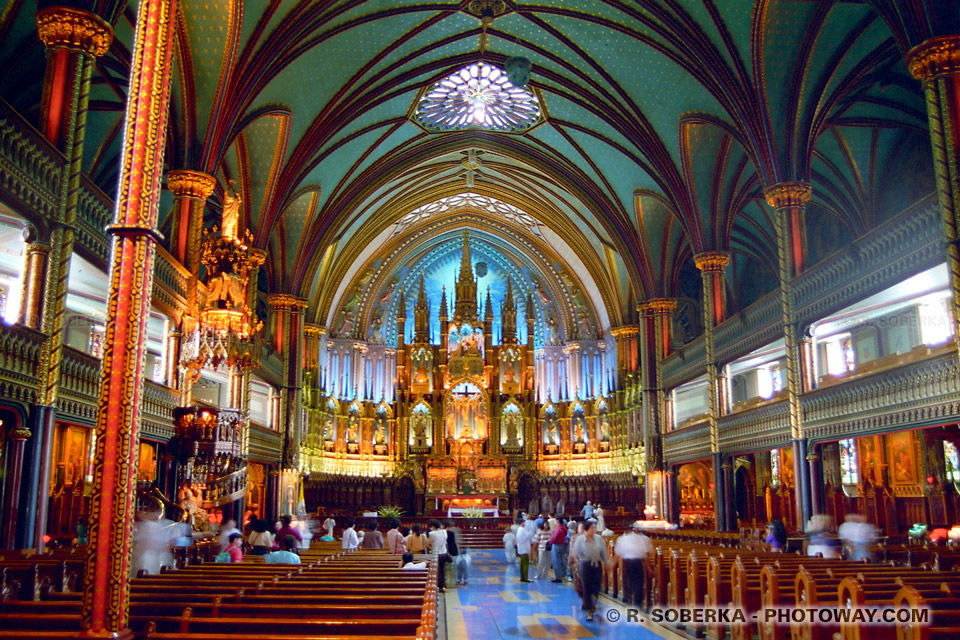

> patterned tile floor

[{"left": 442, "top": 550, "right": 683, "bottom": 640}]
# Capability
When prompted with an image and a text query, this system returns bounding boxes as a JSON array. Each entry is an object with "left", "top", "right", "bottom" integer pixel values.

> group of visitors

[
  {"left": 338, "top": 517, "right": 467, "bottom": 591},
  {"left": 504, "top": 503, "right": 653, "bottom": 622},
  {"left": 213, "top": 514, "right": 305, "bottom": 564}
]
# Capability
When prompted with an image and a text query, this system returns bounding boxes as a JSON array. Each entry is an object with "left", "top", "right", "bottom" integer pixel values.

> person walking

[
  {"left": 503, "top": 524, "right": 518, "bottom": 564},
  {"left": 594, "top": 503, "right": 605, "bottom": 533},
  {"left": 615, "top": 520, "right": 652, "bottom": 607},
  {"left": 549, "top": 517, "right": 569, "bottom": 582},
  {"left": 428, "top": 519, "right": 448, "bottom": 592},
  {"left": 516, "top": 515, "right": 534, "bottom": 582},
  {"left": 572, "top": 520, "right": 610, "bottom": 621}
]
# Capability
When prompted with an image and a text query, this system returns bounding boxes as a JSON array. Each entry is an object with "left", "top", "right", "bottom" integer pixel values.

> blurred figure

[
  {"left": 615, "top": 521, "right": 653, "bottom": 607},
  {"left": 218, "top": 519, "right": 240, "bottom": 550},
  {"left": 341, "top": 518, "right": 359, "bottom": 550},
  {"left": 549, "top": 517, "right": 568, "bottom": 582},
  {"left": 276, "top": 514, "right": 303, "bottom": 550},
  {"left": 74, "top": 517, "right": 88, "bottom": 547},
  {"left": 503, "top": 523, "right": 518, "bottom": 564},
  {"left": 533, "top": 520, "right": 551, "bottom": 579},
  {"left": 594, "top": 503, "right": 605, "bottom": 533},
  {"left": 132, "top": 509, "right": 176, "bottom": 576},
  {"left": 806, "top": 515, "right": 841, "bottom": 558},
  {"left": 248, "top": 517, "right": 274, "bottom": 555},
  {"left": 838, "top": 514, "right": 877, "bottom": 561},
  {"left": 323, "top": 515, "right": 336, "bottom": 538},
  {"left": 517, "top": 515, "right": 534, "bottom": 582},
  {"left": 765, "top": 519, "right": 787, "bottom": 551},
  {"left": 572, "top": 520, "right": 610, "bottom": 621}
]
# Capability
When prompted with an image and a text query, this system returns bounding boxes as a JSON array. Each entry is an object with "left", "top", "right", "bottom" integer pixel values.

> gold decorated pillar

[
  {"left": 610, "top": 325, "right": 639, "bottom": 449},
  {"left": 79, "top": 0, "right": 178, "bottom": 635},
  {"left": 17, "top": 230, "right": 50, "bottom": 330},
  {"left": 27, "top": 5, "right": 112, "bottom": 554},
  {"left": 907, "top": 38, "right": 960, "bottom": 357},
  {"left": 765, "top": 181, "right": 813, "bottom": 532},
  {"left": 694, "top": 251, "right": 731, "bottom": 531},
  {"left": 166, "top": 170, "right": 216, "bottom": 315},
  {"left": 269, "top": 294, "right": 308, "bottom": 471},
  {"left": 638, "top": 298, "right": 675, "bottom": 519}
]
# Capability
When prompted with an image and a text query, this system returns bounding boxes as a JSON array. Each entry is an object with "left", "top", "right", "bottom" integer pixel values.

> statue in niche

[
  {"left": 221, "top": 180, "right": 241, "bottom": 239},
  {"left": 336, "top": 308, "right": 355, "bottom": 337},
  {"left": 347, "top": 411, "right": 359, "bottom": 443},
  {"left": 534, "top": 279, "right": 551, "bottom": 306},
  {"left": 321, "top": 414, "right": 333, "bottom": 441},
  {"left": 445, "top": 383, "right": 487, "bottom": 439},
  {"left": 379, "top": 280, "right": 397, "bottom": 304},
  {"left": 369, "top": 308, "right": 385, "bottom": 344},
  {"left": 572, "top": 412, "right": 586, "bottom": 443},
  {"left": 600, "top": 415, "right": 611, "bottom": 442},
  {"left": 544, "top": 415, "right": 559, "bottom": 446},
  {"left": 577, "top": 311, "right": 594, "bottom": 339},
  {"left": 208, "top": 271, "right": 245, "bottom": 309},
  {"left": 411, "top": 411, "right": 429, "bottom": 446},
  {"left": 545, "top": 308, "right": 560, "bottom": 345},
  {"left": 503, "top": 409, "right": 522, "bottom": 447},
  {"left": 374, "top": 422, "right": 386, "bottom": 446}
]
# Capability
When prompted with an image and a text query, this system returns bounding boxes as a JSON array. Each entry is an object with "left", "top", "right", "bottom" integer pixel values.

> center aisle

[{"left": 442, "top": 549, "right": 683, "bottom": 640}]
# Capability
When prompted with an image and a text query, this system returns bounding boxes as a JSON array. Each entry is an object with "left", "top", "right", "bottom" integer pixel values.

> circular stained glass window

[{"left": 415, "top": 62, "right": 541, "bottom": 133}]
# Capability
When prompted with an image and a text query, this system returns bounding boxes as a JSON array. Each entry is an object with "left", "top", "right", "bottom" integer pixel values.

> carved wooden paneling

[
  {"left": 0, "top": 324, "right": 43, "bottom": 404},
  {"left": 0, "top": 99, "right": 62, "bottom": 222},
  {"left": 249, "top": 421, "right": 282, "bottom": 462},
  {"left": 718, "top": 401, "right": 791, "bottom": 455},
  {"left": 663, "top": 420, "right": 711, "bottom": 465}
]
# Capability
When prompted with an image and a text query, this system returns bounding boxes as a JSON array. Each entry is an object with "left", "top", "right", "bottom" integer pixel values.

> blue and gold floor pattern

[{"left": 443, "top": 550, "right": 684, "bottom": 640}]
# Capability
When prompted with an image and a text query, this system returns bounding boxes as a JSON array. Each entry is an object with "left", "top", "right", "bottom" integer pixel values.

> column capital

[
  {"left": 764, "top": 182, "right": 812, "bottom": 209},
  {"left": 36, "top": 7, "right": 113, "bottom": 57},
  {"left": 637, "top": 298, "right": 676, "bottom": 315},
  {"left": 907, "top": 35, "right": 960, "bottom": 81},
  {"left": 268, "top": 293, "right": 308, "bottom": 312},
  {"left": 248, "top": 248, "right": 268, "bottom": 268},
  {"left": 693, "top": 251, "right": 730, "bottom": 272},
  {"left": 8, "top": 425, "right": 32, "bottom": 441},
  {"left": 304, "top": 324, "right": 326, "bottom": 338},
  {"left": 610, "top": 325, "right": 639, "bottom": 338},
  {"left": 167, "top": 170, "right": 217, "bottom": 200},
  {"left": 806, "top": 454, "right": 820, "bottom": 462}
]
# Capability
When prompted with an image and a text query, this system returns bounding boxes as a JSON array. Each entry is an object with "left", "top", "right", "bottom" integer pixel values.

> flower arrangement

[
  {"left": 461, "top": 507, "right": 486, "bottom": 519},
  {"left": 377, "top": 505, "right": 403, "bottom": 518}
]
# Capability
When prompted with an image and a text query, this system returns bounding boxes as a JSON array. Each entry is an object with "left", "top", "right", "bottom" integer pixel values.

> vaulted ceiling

[{"left": 0, "top": 0, "right": 946, "bottom": 333}]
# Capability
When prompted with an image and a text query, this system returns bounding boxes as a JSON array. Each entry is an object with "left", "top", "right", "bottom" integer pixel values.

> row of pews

[
  {"left": 622, "top": 535, "right": 960, "bottom": 640},
  {"left": 0, "top": 541, "right": 438, "bottom": 639}
]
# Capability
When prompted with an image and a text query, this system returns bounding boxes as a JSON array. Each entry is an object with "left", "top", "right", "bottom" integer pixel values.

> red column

[{"left": 79, "top": 0, "right": 179, "bottom": 636}]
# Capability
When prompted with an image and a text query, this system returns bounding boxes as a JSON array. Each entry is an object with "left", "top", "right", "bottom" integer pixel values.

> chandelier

[{"left": 181, "top": 227, "right": 265, "bottom": 376}]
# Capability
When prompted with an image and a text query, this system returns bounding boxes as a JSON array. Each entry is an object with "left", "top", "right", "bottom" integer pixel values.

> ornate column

[
  {"left": 907, "top": 38, "right": 960, "bottom": 355},
  {"left": 27, "top": 5, "right": 112, "bottom": 554},
  {"left": 166, "top": 170, "right": 216, "bottom": 314},
  {"left": 1, "top": 421, "right": 31, "bottom": 549},
  {"left": 79, "top": 0, "right": 178, "bottom": 636},
  {"left": 269, "top": 294, "right": 308, "bottom": 471},
  {"left": 611, "top": 325, "right": 638, "bottom": 450},
  {"left": 807, "top": 452, "right": 822, "bottom": 517},
  {"left": 17, "top": 227, "right": 50, "bottom": 330},
  {"left": 165, "top": 329, "right": 181, "bottom": 389},
  {"left": 695, "top": 251, "right": 731, "bottom": 531},
  {"left": 765, "top": 182, "right": 813, "bottom": 532},
  {"left": 638, "top": 299, "right": 675, "bottom": 518}
]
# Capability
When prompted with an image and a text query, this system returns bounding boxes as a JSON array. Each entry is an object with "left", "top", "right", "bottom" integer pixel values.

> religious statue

[
  {"left": 374, "top": 422, "right": 386, "bottom": 445},
  {"left": 379, "top": 280, "right": 397, "bottom": 304},
  {"left": 347, "top": 412, "right": 359, "bottom": 442},
  {"left": 321, "top": 414, "right": 333, "bottom": 441},
  {"left": 221, "top": 181, "right": 241, "bottom": 239},
  {"left": 208, "top": 271, "right": 245, "bottom": 309},
  {"left": 577, "top": 311, "right": 594, "bottom": 339},
  {"left": 600, "top": 415, "right": 611, "bottom": 441},
  {"left": 534, "top": 279, "right": 551, "bottom": 306},
  {"left": 336, "top": 308, "right": 355, "bottom": 337},
  {"left": 544, "top": 417, "right": 559, "bottom": 445},
  {"left": 503, "top": 410, "right": 521, "bottom": 447},
  {"left": 573, "top": 417, "right": 586, "bottom": 443},
  {"left": 545, "top": 308, "right": 560, "bottom": 344},
  {"left": 412, "top": 411, "right": 428, "bottom": 445},
  {"left": 369, "top": 310, "right": 385, "bottom": 344}
]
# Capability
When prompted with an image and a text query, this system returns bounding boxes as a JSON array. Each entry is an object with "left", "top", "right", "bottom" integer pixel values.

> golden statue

[{"left": 221, "top": 180, "right": 241, "bottom": 239}]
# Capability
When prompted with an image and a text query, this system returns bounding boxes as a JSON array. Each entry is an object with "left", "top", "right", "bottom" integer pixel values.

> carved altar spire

[
  {"left": 439, "top": 285, "right": 448, "bottom": 321},
  {"left": 502, "top": 279, "right": 518, "bottom": 342},
  {"left": 484, "top": 286, "right": 494, "bottom": 324},
  {"left": 414, "top": 273, "right": 430, "bottom": 342},
  {"left": 454, "top": 232, "right": 478, "bottom": 322}
]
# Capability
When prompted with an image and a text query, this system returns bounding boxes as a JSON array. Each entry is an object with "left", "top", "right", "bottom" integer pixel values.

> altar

[{"left": 431, "top": 494, "right": 502, "bottom": 517}]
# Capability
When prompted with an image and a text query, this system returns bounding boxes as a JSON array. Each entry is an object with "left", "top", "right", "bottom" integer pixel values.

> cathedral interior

[{"left": 0, "top": 0, "right": 960, "bottom": 637}]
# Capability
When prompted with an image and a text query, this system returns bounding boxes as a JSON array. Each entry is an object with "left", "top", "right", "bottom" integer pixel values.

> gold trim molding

[
  {"left": 36, "top": 7, "right": 113, "bottom": 57},
  {"left": 610, "top": 325, "right": 639, "bottom": 338},
  {"left": 694, "top": 251, "right": 730, "bottom": 272},
  {"left": 167, "top": 170, "right": 217, "bottom": 200},
  {"left": 908, "top": 36, "right": 960, "bottom": 81},
  {"left": 304, "top": 324, "right": 326, "bottom": 337},
  {"left": 764, "top": 182, "right": 812, "bottom": 209},
  {"left": 638, "top": 298, "right": 677, "bottom": 314},
  {"left": 268, "top": 293, "right": 308, "bottom": 312}
]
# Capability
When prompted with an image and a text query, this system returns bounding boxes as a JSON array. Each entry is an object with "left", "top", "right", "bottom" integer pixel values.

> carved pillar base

[
  {"left": 1, "top": 425, "right": 30, "bottom": 548},
  {"left": 807, "top": 452, "right": 822, "bottom": 517},
  {"left": 712, "top": 452, "right": 725, "bottom": 532}
]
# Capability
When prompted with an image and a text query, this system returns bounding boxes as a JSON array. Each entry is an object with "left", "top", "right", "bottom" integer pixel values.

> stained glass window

[
  {"left": 415, "top": 62, "right": 541, "bottom": 133},
  {"left": 945, "top": 441, "right": 960, "bottom": 483},
  {"left": 395, "top": 192, "right": 542, "bottom": 237},
  {"left": 840, "top": 438, "right": 859, "bottom": 485}
]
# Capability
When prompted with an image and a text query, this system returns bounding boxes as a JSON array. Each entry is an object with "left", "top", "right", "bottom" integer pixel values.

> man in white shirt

[
  {"left": 427, "top": 519, "right": 448, "bottom": 592},
  {"left": 516, "top": 515, "right": 534, "bottom": 582},
  {"left": 614, "top": 521, "right": 653, "bottom": 608},
  {"left": 341, "top": 518, "right": 359, "bottom": 550},
  {"left": 322, "top": 516, "right": 336, "bottom": 539}
]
